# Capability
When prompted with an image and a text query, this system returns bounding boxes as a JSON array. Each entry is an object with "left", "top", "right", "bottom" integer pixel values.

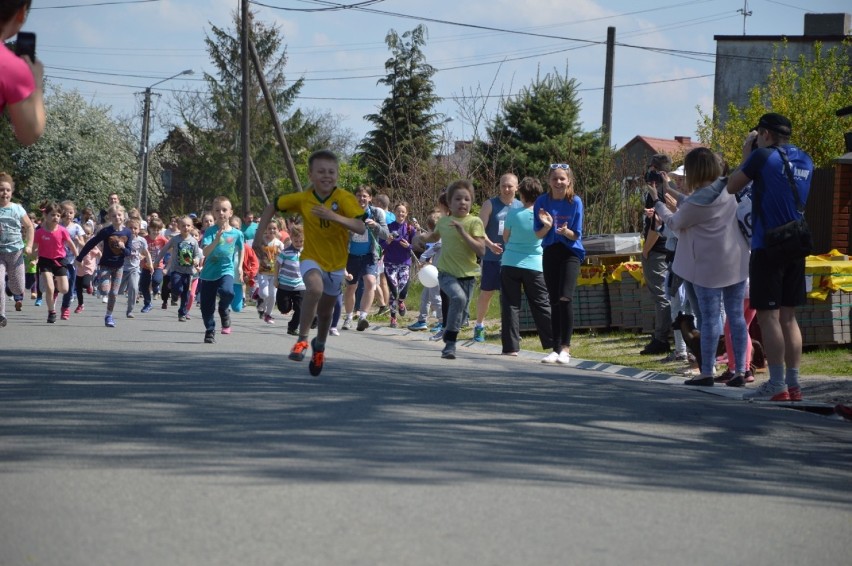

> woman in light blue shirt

[{"left": 500, "top": 177, "right": 553, "bottom": 356}]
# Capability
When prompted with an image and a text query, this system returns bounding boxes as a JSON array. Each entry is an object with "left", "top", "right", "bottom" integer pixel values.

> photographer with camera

[
  {"left": 639, "top": 154, "right": 674, "bottom": 355},
  {"left": 725, "top": 113, "right": 814, "bottom": 402},
  {"left": 1, "top": 0, "right": 44, "bottom": 146}
]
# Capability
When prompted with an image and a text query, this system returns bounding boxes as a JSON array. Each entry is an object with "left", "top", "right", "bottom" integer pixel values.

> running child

[
  {"left": 419, "top": 180, "right": 486, "bottom": 359},
  {"left": 256, "top": 217, "right": 285, "bottom": 324},
  {"left": 0, "top": 172, "right": 35, "bottom": 327},
  {"left": 156, "top": 215, "right": 201, "bottom": 322},
  {"left": 118, "top": 218, "right": 152, "bottom": 318},
  {"left": 275, "top": 223, "right": 305, "bottom": 336},
  {"left": 254, "top": 149, "right": 366, "bottom": 376},
  {"left": 32, "top": 202, "right": 78, "bottom": 323},
  {"left": 199, "top": 197, "right": 244, "bottom": 343},
  {"left": 73, "top": 222, "right": 100, "bottom": 314},
  {"left": 76, "top": 204, "right": 133, "bottom": 327}
]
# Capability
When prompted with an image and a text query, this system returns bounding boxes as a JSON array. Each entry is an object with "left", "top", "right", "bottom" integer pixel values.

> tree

[
  {"left": 472, "top": 69, "right": 632, "bottom": 234},
  {"left": 11, "top": 86, "right": 138, "bottom": 211},
  {"left": 478, "top": 69, "right": 603, "bottom": 181},
  {"left": 357, "top": 24, "right": 442, "bottom": 190},
  {"left": 698, "top": 41, "right": 852, "bottom": 168},
  {"left": 171, "top": 9, "right": 315, "bottom": 214}
]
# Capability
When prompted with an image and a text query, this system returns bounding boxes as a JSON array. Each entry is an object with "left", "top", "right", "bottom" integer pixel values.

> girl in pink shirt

[
  {"left": 74, "top": 222, "right": 101, "bottom": 313},
  {"left": 31, "top": 202, "right": 78, "bottom": 323}
]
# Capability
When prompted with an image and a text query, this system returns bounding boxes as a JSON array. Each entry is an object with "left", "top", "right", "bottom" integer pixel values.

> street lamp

[{"left": 137, "top": 69, "right": 194, "bottom": 216}]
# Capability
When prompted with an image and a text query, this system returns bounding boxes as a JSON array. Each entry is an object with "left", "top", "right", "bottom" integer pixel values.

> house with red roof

[{"left": 615, "top": 135, "right": 705, "bottom": 179}]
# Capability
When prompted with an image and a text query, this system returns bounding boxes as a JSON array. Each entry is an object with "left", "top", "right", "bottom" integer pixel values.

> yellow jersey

[{"left": 276, "top": 188, "right": 365, "bottom": 272}]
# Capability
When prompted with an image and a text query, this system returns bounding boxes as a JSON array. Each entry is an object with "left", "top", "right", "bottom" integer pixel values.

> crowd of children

[{"left": 2, "top": 153, "right": 580, "bottom": 377}]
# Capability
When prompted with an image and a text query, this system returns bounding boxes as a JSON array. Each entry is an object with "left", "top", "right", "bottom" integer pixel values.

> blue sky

[{"left": 24, "top": 0, "right": 849, "bottom": 152}]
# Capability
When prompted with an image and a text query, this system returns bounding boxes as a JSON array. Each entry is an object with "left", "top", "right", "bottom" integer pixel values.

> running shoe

[
  {"left": 430, "top": 329, "right": 444, "bottom": 341},
  {"left": 329, "top": 327, "right": 340, "bottom": 336},
  {"left": 308, "top": 338, "right": 325, "bottom": 376},
  {"left": 399, "top": 301, "right": 407, "bottom": 316},
  {"left": 473, "top": 325, "right": 486, "bottom": 342},
  {"left": 408, "top": 320, "right": 428, "bottom": 331},
  {"left": 557, "top": 351, "right": 571, "bottom": 364},
  {"left": 60, "top": 307, "right": 71, "bottom": 320},
  {"left": 221, "top": 310, "right": 231, "bottom": 330},
  {"left": 788, "top": 386, "right": 803, "bottom": 402},
  {"left": 389, "top": 316, "right": 398, "bottom": 328},
  {"left": 357, "top": 317, "right": 370, "bottom": 331},
  {"left": 289, "top": 340, "right": 309, "bottom": 361},
  {"left": 104, "top": 315, "right": 116, "bottom": 328},
  {"left": 178, "top": 315, "right": 187, "bottom": 322},
  {"left": 14, "top": 300, "right": 22, "bottom": 311},
  {"left": 34, "top": 298, "right": 43, "bottom": 307},
  {"left": 221, "top": 326, "right": 231, "bottom": 335},
  {"left": 0, "top": 315, "right": 6, "bottom": 327},
  {"left": 204, "top": 330, "right": 215, "bottom": 343},
  {"left": 376, "top": 305, "right": 389, "bottom": 316},
  {"left": 743, "top": 381, "right": 790, "bottom": 401},
  {"left": 342, "top": 317, "right": 352, "bottom": 330},
  {"left": 264, "top": 314, "right": 275, "bottom": 325},
  {"left": 74, "top": 304, "right": 84, "bottom": 314},
  {"left": 126, "top": 312, "right": 135, "bottom": 319},
  {"left": 140, "top": 303, "right": 153, "bottom": 313},
  {"left": 441, "top": 342, "right": 456, "bottom": 360}
]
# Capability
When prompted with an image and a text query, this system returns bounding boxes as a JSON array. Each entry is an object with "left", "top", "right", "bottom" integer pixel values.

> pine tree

[{"left": 357, "top": 25, "right": 442, "bottom": 190}]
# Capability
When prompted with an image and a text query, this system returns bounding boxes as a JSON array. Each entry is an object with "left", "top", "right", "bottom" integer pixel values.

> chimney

[
  {"left": 674, "top": 136, "right": 691, "bottom": 144},
  {"left": 804, "top": 13, "right": 851, "bottom": 36}
]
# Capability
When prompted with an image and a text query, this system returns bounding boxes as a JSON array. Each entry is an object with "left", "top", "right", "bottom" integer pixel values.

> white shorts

[{"left": 300, "top": 259, "right": 345, "bottom": 296}]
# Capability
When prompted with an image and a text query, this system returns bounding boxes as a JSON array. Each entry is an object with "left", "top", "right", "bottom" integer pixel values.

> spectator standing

[
  {"left": 534, "top": 163, "right": 585, "bottom": 365},
  {"left": 639, "top": 154, "right": 674, "bottom": 355},
  {"left": 473, "top": 173, "right": 522, "bottom": 342},
  {"left": 725, "top": 113, "right": 814, "bottom": 402}
]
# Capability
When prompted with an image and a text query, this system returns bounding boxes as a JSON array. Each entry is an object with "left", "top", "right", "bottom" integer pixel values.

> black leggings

[
  {"left": 542, "top": 244, "right": 581, "bottom": 348},
  {"left": 75, "top": 274, "right": 93, "bottom": 305}
]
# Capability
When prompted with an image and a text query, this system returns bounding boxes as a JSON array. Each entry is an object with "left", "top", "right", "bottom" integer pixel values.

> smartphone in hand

[{"left": 16, "top": 32, "right": 36, "bottom": 61}]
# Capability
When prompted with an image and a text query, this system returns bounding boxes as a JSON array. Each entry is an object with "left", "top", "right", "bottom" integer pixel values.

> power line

[{"left": 32, "top": 0, "right": 160, "bottom": 9}]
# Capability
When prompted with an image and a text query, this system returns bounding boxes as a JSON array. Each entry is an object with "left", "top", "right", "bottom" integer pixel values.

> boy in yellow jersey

[{"left": 254, "top": 149, "right": 366, "bottom": 376}]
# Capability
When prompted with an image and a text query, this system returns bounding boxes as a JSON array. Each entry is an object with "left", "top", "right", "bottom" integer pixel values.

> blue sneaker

[
  {"left": 473, "top": 325, "right": 486, "bottom": 342},
  {"left": 430, "top": 322, "right": 443, "bottom": 333},
  {"left": 104, "top": 315, "right": 116, "bottom": 327},
  {"left": 34, "top": 298, "right": 43, "bottom": 307},
  {"left": 408, "top": 320, "right": 428, "bottom": 331},
  {"left": 140, "top": 303, "right": 153, "bottom": 313}
]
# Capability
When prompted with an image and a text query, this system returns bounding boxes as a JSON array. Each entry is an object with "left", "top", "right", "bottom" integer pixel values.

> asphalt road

[{"left": 1, "top": 299, "right": 850, "bottom": 565}]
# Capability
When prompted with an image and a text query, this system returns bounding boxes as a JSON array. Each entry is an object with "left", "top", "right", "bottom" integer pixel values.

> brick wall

[{"left": 833, "top": 161, "right": 852, "bottom": 254}]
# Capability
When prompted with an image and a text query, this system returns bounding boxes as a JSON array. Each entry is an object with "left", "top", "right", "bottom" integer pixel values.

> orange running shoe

[
  {"left": 309, "top": 338, "right": 325, "bottom": 376},
  {"left": 289, "top": 340, "right": 309, "bottom": 361}
]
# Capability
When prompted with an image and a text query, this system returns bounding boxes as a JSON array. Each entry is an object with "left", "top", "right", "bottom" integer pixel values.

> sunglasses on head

[{"left": 550, "top": 163, "right": 570, "bottom": 170}]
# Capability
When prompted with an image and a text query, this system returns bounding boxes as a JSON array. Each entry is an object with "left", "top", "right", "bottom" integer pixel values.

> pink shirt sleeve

[{"left": 0, "top": 43, "right": 35, "bottom": 110}]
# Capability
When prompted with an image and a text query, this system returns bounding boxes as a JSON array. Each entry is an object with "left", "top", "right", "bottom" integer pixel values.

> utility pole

[
  {"left": 136, "top": 69, "right": 193, "bottom": 217},
  {"left": 738, "top": 0, "right": 752, "bottom": 35},
  {"left": 240, "top": 0, "right": 251, "bottom": 218},
  {"left": 601, "top": 26, "right": 615, "bottom": 149},
  {"left": 138, "top": 88, "right": 153, "bottom": 215}
]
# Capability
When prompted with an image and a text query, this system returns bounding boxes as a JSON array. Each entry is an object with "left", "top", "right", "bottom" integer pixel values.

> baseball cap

[{"left": 753, "top": 113, "right": 792, "bottom": 136}]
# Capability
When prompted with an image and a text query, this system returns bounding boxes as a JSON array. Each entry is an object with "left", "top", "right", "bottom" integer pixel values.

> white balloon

[{"left": 417, "top": 264, "right": 439, "bottom": 288}]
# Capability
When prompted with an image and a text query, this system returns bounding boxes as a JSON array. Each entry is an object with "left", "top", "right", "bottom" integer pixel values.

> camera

[
  {"left": 644, "top": 170, "right": 665, "bottom": 186},
  {"left": 15, "top": 32, "right": 36, "bottom": 61}
]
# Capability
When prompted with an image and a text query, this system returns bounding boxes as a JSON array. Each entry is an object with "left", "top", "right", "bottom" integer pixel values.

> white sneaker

[
  {"left": 329, "top": 327, "right": 340, "bottom": 336},
  {"left": 542, "top": 351, "right": 560, "bottom": 364},
  {"left": 557, "top": 351, "right": 571, "bottom": 364}
]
